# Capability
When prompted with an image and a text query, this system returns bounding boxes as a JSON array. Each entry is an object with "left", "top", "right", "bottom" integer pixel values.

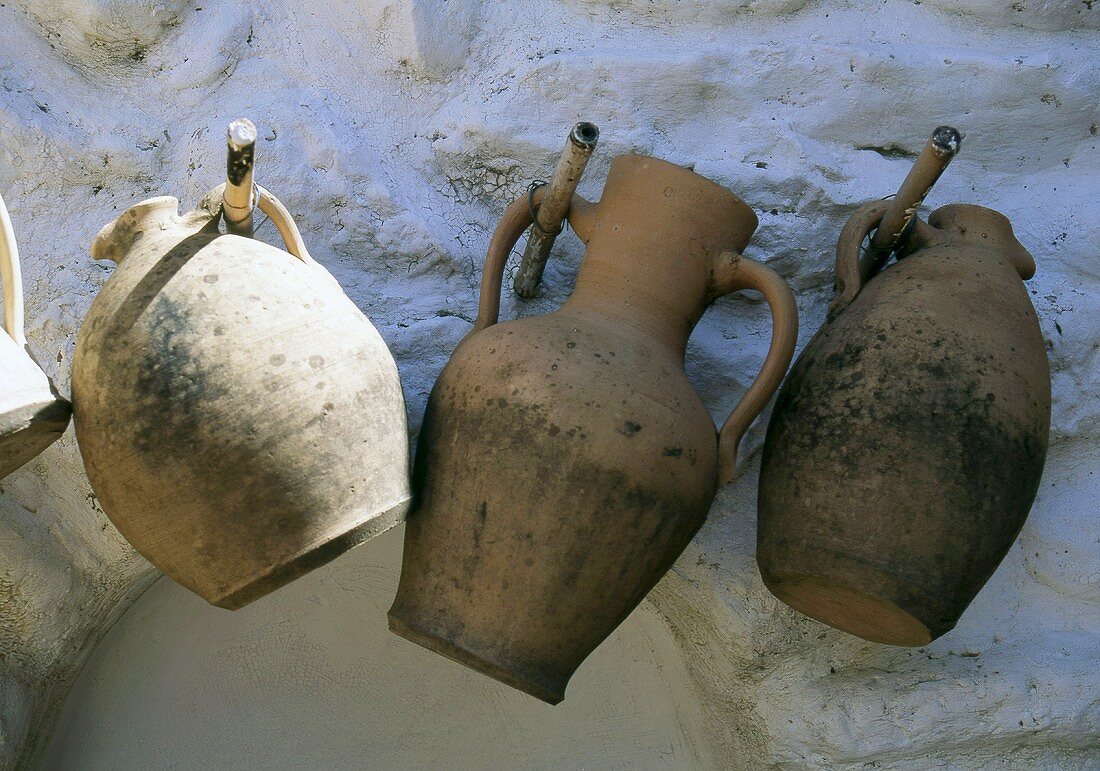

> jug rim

[{"left": 609, "top": 153, "right": 759, "bottom": 230}]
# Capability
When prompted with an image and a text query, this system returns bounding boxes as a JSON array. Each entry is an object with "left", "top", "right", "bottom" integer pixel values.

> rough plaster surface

[{"left": 0, "top": 0, "right": 1097, "bottom": 767}]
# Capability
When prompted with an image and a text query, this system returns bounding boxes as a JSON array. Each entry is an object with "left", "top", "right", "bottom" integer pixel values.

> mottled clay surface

[{"left": 0, "top": 0, "right": 1097, "bottom": 768}]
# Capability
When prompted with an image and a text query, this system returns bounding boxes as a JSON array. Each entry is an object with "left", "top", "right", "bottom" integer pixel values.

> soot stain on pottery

[{"left": 134, "top": 292, "right": 231, "bottom": 456}]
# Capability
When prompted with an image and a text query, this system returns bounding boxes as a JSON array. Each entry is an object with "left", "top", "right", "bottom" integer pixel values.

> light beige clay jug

[
  {"left": 72, "top": 183, "right": 411, "bottom": 609},
  {"left": 0, "top": 192, "right": 72, "bottom": 479}
]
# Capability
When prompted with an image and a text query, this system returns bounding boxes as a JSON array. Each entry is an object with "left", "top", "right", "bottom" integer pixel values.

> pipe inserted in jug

[
  {"left": 512, "top": 121, "right": 599, "bottom": 298},
  {"left": 223, "top": 118, "right": 258, "bottom": 236},
  {"left": 860, "top": 125, "right": 962, "bottom": 281}
]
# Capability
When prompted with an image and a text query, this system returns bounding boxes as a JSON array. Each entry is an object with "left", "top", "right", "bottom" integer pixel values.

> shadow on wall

[{"left": 43, "top": 525, "right": 719, "bottom": 770}]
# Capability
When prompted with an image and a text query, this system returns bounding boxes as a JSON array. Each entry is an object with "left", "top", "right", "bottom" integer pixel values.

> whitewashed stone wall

[{"left": 1, "top": 0, "right": 1097, "bottom": 767}]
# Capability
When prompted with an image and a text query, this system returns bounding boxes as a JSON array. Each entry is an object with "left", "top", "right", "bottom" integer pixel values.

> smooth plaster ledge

[{"left": 41, "top": 526, "right": 720, "bottom": 770}]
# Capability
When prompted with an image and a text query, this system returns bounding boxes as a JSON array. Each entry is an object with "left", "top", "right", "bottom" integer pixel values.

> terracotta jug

[
  {"left": 0, "top": 193, "right": 72, "bottom": 479},
  {"left": 757, "top": 201, "right": 1051, "bottom": 646},
  {"left": 72, "top": 185, "right": 411, "bottom": 609},
  {"left": 389, "top": 155, "right": 798, "bottom": 703}
]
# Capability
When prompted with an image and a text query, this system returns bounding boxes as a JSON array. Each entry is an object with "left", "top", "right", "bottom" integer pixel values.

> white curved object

[{"left": 0, "top": 192, "right": 72, "bottom": 479}]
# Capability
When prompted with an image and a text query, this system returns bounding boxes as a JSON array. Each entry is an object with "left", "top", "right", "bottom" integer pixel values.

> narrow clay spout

[{"left": 90, "top": 197, "right": 183, "bottom": 264}]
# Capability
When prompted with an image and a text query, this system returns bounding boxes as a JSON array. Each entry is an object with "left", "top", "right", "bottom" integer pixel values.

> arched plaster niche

[
  {"left": 1, "top": 0, "right": 1099, "bottom": 767},
  {"left": 42, "top": 526, "right": 722, "bottom": 769}
]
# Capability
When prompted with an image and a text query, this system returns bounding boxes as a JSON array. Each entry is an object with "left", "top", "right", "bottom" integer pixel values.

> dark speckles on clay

[
  {"left": 758, "top": 215, "right": 1050, "bottom": 646},
  {"left": 389, "top": 157, "right": 778, "bottom": 700},
  {"left": 269, "top": 354, "right": 286, "bottom": 366},
  {"left": 309, "top": 355, "right": 325, "bottom": 369}
]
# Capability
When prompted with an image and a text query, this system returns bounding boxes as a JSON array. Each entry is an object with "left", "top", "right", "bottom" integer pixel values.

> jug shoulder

[{"left": 448, "top": 314, "right": 713, "bottom": 432}]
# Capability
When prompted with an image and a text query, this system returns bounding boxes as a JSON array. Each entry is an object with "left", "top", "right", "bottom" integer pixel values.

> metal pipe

[
  {"left": 512, "top": 122, "right": 599, "bottom": 298},
  {"left": 223, "top": 118, "right": 258, "bottom": 236},
  {"left": 861, "top": 125, "right": 962, "bottom": 279}
]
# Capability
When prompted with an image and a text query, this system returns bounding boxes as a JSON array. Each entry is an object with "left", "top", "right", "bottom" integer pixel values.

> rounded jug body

[
  {"left": 391, "top": 309, "right": 718, "bottom": 703},
  {"left": 73, "top": 196, "right": 411, "bottom": 609},
  {"left": 758, "top": 204, "right": 1051, "bottom": 645},
  {"left": 0, "top": 334, "right": 72, "bottom": 478},
  {"left": 391, "top": 154, "right": 797, "bottom": 701}
]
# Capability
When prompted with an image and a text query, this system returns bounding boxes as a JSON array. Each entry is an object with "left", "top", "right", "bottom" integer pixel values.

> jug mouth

[
  {"left": 925, "top": 203, "right": 1035, "bottom": 279},
  {"left": 614, "top": 154, "right": 757, "bottom": 218},
  {"left": 90, "top": 196, "right": 183, "bottom": 264},
  {"left": 603, "top": 154, "right": 759, "bottom": 254}
]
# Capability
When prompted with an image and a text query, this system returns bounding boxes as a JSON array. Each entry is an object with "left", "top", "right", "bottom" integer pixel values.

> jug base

[
  {"left": 211, "top": 495, "right": 411, "bottom": 610},
  {"left": 758, "top": 544, "right": 948, "bottom": 646},
  {"left": 764, "top": 573, "right": 932, "bottom": 646},
  {"left": 387, "top": 612, "right": 567, "bottom": 705}
]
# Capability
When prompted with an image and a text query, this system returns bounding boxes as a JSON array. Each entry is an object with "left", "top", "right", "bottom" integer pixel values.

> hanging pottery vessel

[
  {"left": 72, "top": 122, "right": 410, "bottom": 609},
  {"left": 389, "top": 151, "right": 798, "bottom": 703},
  {"left": 757, "top": 130, "right": 1051, "bottom": 646},
  {"left": 0, "top": 193, "right": 72, "bottom": 479}
]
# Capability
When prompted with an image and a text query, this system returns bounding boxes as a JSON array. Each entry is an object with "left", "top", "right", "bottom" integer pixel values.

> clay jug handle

[
  {"left": 469, "top": 189, "right": 600, "bottom": 342},
  {"left": 468, "top": 191, "right": 542, "bottom": 338},
  {"left": 829, "top": 200, "right": 891, "bottom": 319},
  {"left": 196, "top": 183, "right": 316, "bottom": 266},
  {"left": 713, "top": 252, "right": 798, "bottom": 485},
  {"left": 254, "top": 185, "right": 316, "bottom": 265},
  {"left": 0, "top": 193, "right": 27, "bottom": 346},
  {"left": 469, "top": 189, "right": 599, "bottom": 344}
]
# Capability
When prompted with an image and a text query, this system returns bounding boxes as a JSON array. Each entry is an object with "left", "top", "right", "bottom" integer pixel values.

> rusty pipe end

[
  {"left": 228, "top": 118, "right": 258, "bottom": 149},
  {"left": 226, "top": 118, "right": 258, "bottom": 186},
  {"left": 570, "top": 122, "right": 600, "bottom": 151},
  {"left": 931, "top": 125, "right": 962, "bottom": 158},
  {"left": 224, "top": 118, "right": 257, "bottom": 235}
]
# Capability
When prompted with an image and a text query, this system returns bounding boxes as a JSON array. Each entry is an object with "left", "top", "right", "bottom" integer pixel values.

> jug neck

[
  {"left": 900, "top": 204, "right": 1035, "bottom": 279},
  {"left": 562, "top": 154, "right": 758, "bottom": 359}
]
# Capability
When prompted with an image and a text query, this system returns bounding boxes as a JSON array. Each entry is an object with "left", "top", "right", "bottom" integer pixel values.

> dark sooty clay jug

[
  {"left": 389, "top": 155, "right": 798, "bottom": 703},
  {"left": 757, "top": 201, "right": 1051, "bottom": 646},
  {"left": 73, "top": 187, "right": 411, "bottom": 610}
]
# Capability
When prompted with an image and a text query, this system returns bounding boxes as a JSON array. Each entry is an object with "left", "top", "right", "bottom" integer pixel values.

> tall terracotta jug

[
  {"left": 0, "top": 193, "right": 72, "bottom": 479},
  {"left": 757, "top": 199, "right": 1051, "bottom": 646},
  {"left": 389, "top": 154, "right": 798, "bottom": 703},
  {"left": 72, "top": 184, "right": 411, "bottom": 609}
]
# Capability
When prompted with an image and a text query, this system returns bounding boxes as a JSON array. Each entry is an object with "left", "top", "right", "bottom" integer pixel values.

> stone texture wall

[{"left": 0, "top": 0, "right": 1097, "bottom": 767}]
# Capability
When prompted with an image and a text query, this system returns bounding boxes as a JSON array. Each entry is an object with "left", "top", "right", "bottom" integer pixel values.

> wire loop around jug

[
  {"left": 527, "top": 181, "right": 562, "bottom": 237},
  {"left": 199, "top": 182, "right": 315, "bottom": 267},
  {"left": 513, "top": 122, "right": 600, "bottom": 299}
]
